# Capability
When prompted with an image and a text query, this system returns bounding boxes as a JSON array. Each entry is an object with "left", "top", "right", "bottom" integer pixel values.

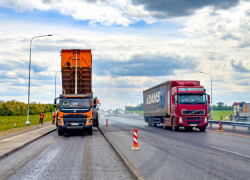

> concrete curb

[
  {"left": 98, "top": 127, "right": 145, "bottom": 180},
  {"left": 0, "top": 128, "right": 57, "bottom": 160}
]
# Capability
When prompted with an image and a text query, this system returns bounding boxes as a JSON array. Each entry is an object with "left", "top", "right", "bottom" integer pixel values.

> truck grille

[
  {"left": 185, "top": 121, "right": 202, "bottom": 124},
  {"left": 182, "top": 110, "right": 205, "bottom": 115},
  {"left": 184, "top": 117, "right": 203, "bottom": 120}
]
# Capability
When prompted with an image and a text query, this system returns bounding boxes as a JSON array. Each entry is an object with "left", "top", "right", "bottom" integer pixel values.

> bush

[{"left": 0, "top": 100, "right": 54, "bottom": 116}]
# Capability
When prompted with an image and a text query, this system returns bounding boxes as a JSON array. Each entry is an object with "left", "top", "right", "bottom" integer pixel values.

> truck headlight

[
  {"left": 86, "top": 118, "right": 92, "bottom": 125},
  {"left": 204, "top": 117, "right": 208, "bottom": 123},
  {"left": 58, "top": 119, "right": 64, "bottom": 125},
  {"left": 179, "top": 117, "right": 183, "bottom": 123}
]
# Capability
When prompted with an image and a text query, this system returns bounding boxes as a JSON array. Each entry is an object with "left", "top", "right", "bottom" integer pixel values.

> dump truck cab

[{"left": 57, "top": 94, "right": 93, "bottom": 135}]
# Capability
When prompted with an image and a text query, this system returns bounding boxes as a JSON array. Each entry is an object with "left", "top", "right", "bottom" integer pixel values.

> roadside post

[
  {"left": 245, "top": 104, "right": 247, "bottom": 121},
  {"left": 216, "top": 121, "right": 224, "bottom": 132},
  {"left": 106, "top": 119, "right": 108, "bottom": 127},
  {"left": 132, "top": 129, "right": 139, "bottom": 150},
  {"left": 226, "top": 116, "right": 228, "bottom": 121}
]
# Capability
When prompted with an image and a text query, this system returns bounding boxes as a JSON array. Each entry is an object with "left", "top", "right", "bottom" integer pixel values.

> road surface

[
  {"left": 0, "top": 128, "right": 134, "bottom": 180},
  {"left": 100, "top": 116, "right": 250, "bottom": 180}
]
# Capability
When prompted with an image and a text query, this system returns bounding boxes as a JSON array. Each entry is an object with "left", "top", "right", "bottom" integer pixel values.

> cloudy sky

[{"left": 0, "top": 0, "right": 250, "bottom": 110}]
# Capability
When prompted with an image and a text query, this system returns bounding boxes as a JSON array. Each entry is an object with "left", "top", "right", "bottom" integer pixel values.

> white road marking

[{"left": 211, "top": 146, "right": 250, "bottom": 159}]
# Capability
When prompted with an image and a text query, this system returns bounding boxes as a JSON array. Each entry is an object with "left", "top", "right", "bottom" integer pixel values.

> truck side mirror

[
  {"left": 54, "top": 104, "right": 57, "bottom": 108},
  {"left": 172, "top": 95, "right": 175, "bottom": 103},
  {"left": 207, "top": 95, "right": 211, "bottom": 104}
]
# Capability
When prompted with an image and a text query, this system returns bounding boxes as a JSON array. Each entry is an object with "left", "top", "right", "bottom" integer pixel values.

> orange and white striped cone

[
  {"left": 132, "top": 129, "right": 139, "bottom": 150},
  {"left": 106, "top": 119, "right": 108, "bottom": 127},
  {"left": 216, "top": 120, "right": 224, "bottom": 132}
]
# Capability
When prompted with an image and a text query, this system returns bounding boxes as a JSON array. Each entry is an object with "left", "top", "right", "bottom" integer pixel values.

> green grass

[
  {"left": 126, "top": 110, "right": 233, "bottom": 121},
  {"left": 0, "top": 112, "right": 53, "bottom": 132},
  {"left": 210, "top": 110, "right": 233, "bottom": 121},
  {"left": 126, "top": 111, "right": 144, "bottom": 115}
]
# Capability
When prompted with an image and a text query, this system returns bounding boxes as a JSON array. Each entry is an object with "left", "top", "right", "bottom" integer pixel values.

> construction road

[
  {"left": 0, "top": 127, "right": 134, "bottom": 180},
  {"left": 0, "top": 115, "right": 250, "bottom": 180},
  {"left": 100, "top": 116, "right": 250, "bottom": 180}
]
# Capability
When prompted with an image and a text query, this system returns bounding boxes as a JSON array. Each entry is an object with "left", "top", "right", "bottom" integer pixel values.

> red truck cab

[{"left": 168, "top": 81, "right": 209, "bottom": 131}]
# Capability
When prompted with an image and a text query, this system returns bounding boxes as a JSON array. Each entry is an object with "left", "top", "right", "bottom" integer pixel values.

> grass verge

[
  {"left": 126, "top": 111, "right": 144, "bottom": 115},
  {"left": 0, "top": 112, "right": 53, "bottom": 132}
]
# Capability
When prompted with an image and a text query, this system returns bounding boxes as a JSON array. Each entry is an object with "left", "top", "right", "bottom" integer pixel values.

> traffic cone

[
  {"left": 216, "top": 120, "right": 224, "bottom": 132},
  {"left": 132, "top": 129, "right": 139, "bottom": 150},
  {"left": 106, "top": 119, "right": 108, "bottom": 127}
]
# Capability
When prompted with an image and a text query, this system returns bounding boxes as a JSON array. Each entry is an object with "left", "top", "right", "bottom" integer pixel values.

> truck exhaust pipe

[{"left": 75, "top": 50, "right": 77, "bottom": 94}]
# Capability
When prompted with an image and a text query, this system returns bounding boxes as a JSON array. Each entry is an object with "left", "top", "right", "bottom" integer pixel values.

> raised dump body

[{"left": 61, "top": 49, "right": 92, "bottom": 94}]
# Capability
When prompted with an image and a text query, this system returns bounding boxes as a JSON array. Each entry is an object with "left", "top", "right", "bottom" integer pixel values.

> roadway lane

[
  {"left": 0, "top": 128, "right": 134, "bottom": 180},
  {"left": 100, "top": 116, "right": 250, "bottom": 180}
]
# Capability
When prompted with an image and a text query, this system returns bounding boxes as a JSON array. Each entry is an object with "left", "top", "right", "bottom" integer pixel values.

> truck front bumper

[
  {"left": 58, "top": 124, "right": 92, "bottom": 131},
  {"left": 177, "top": 116, "right": 208, "bottom": 127}
]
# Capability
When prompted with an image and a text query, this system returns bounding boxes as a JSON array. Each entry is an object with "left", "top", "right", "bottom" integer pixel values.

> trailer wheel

[
  {"left": 199, "top": 126, "right": 206, "bottom": 132},
  {"left": 58, "top": 129, "right": 64, "bottom": 136},
  {"left": 149, "top": 119, "right": 152, "bottom": 126},
  {"left": 153, "top": 121, "right": 157, "bottom": 127},
  {"left": 171, "top": 118, "right": 179, "bottom": 131}
]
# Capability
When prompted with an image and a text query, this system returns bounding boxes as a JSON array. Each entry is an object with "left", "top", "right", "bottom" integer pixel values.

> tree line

[
  {"left": 0, "top": 100, "right": 54, "bottom": 116},
  {"left": 125, "top": 103, "right": 144, "bottom": 111},
  {"left": 212, "top": 102, "right": 232, "bottom": 110},
  {"left": 125, "top": 102, "right": 232, "bottom": 111}
]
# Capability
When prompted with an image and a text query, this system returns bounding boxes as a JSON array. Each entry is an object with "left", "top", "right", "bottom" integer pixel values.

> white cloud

[{"left": 1, "top": 1, "right": 250, "bottom": 109}]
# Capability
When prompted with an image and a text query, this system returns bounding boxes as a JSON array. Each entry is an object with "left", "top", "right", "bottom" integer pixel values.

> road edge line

[
  {"left": 98, "top": 127, "right": 145, "bottom": 180},
  {"left": 0, "top": 128, "right": 57, "bottom": 160}
]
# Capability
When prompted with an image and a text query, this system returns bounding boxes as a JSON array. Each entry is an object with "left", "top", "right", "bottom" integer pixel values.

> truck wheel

[
  {"left": 87, "top": 128, "right": 93, "bottom": 135},
  {"left": 58, "top": 129, "right": 64, "bottom": 136},
  {"left": 199, "top": 126, "right": 206, "bottom": 132},
  {"left": 149, "top": 119, "right": 152, "bottom": 126},
  {"left": 163, "top": 120, "right": 167, "bottom": 129},
  {"left": 171, "top": 118, "right": 179, "bottom": 131},
  {"left": 153, "top": 122, "right": 157, "bottom": 127}
]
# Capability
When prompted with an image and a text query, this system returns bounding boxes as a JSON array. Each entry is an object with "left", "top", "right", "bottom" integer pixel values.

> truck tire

[
  {"left": 148, "top": 119, "right": 150, "bottom": 126},
  {"left": 163, "top": 120, "right": 167, "bottom": 129},
  {"left": 153, "top": 121, "right": 157, "bottom": 127},
  {"left": 199, "top": 126, "right": 206, "bottom": 132},
  {"left": 171, "top": 118, "right": 179, "bottom": 131},
  {"left": 87, "top": 128, "right": 93, "bottom": 135},
  {"left": 58, "top": 129, "right": 64, "bottom": 136}
]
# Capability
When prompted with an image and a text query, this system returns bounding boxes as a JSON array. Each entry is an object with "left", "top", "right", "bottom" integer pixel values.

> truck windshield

[
  {"left": 178, "top": 94, "right": 207, "bottom": 104},
  {"left": 60, "top": 98, "right": 90, "bottom": 109}
]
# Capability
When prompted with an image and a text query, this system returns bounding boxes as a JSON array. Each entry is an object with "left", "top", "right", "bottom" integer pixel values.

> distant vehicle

[
  {"left": 233, "top": 102, "right": 250, "bottom": 121},
  {"left": 143, "top": 80, "right": 210, "bottom": 131},
  {"left": 54, "top": 49, "right": 100, "bottom": 136}
]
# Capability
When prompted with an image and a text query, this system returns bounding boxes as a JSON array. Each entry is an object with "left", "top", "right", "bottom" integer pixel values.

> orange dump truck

[{"left": 54, "top": 49, "right": 99, "bottom": 136}]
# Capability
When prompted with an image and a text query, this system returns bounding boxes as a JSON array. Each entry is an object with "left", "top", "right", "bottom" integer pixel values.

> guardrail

[{"left": 208, "top": 120, "right": 250, "bottom": 132}]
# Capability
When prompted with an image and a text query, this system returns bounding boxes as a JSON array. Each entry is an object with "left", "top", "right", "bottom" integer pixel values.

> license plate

[
  {"left": 71, "top": 123, "right": 79, "bottom": 126},
  {"left": 190, "top": 124, "right": 196, "bottom": 126}
]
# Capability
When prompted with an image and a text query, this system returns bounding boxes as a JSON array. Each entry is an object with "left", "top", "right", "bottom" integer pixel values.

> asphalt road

[
  {"left": 0, "top": 128, "right": 134, "bottom": 180},
  {"left": 100, "top": 116, "right": 250, "bottom": 180}
]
